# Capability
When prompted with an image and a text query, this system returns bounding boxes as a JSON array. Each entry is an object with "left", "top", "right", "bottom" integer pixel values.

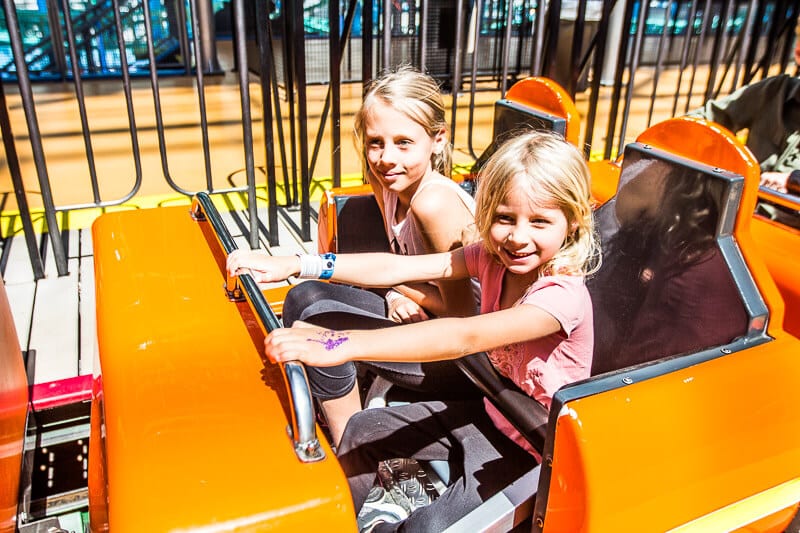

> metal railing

[
  {"left": 191, "top": 191, "right": 324, "bottom": 463},
  {"left": 1, "top": 0, "right": 799, "bottom": 279}
]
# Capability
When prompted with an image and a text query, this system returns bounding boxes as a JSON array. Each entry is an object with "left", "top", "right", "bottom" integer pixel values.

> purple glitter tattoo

[{"left": 308, "top": 331, "right": 349, "bottom": 351}]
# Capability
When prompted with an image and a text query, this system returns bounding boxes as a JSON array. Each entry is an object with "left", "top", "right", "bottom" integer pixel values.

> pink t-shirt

[{"left": 463, "top": 242, "right": 594, "bottom": 455}]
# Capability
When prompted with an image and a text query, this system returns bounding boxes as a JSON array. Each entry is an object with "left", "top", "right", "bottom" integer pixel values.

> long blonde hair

[
  {"left": 353, "top": 65, "right": 452, "bottom": 176},
  {"left": 474, "top": 130, "right": 600, "bottom": 277}
]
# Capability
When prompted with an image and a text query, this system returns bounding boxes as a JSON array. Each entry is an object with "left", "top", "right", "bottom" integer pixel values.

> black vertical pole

[
  {"left": 232, "top": 0, "right": 260, "bottom": 248},
  {"left": 255, "top": 0, "right": 279, "bottom": 246},
  {"left": 330, "top": 0, "right": 342, "bottom": 188},
  {"left": 1, "top": 0, "right": 68, "bottom": 276},
  {"left": 0, "top": 82, "right": 45, "bottom": 280},
  {"left": 363, "top": 0, "right": 374, "bottom": 87},
  {"left": 292, "top": 0, "right": 312, "bottom": 240}
]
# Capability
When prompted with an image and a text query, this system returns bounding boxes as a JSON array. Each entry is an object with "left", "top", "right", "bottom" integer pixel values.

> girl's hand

[
  {"left": 226, "top": 249, "right": 298, "bottom": 283},
  {"left": 264, "top": 321, "right": 352, "bottom": 366},
  {"left": 388, "top": 293, "right": 430, "bottom": 323},
  {"left": 760, "top": 171, "right": 790, "bottom": 193}
]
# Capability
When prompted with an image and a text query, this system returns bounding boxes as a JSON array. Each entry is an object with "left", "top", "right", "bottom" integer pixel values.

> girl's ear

[{"left": 432, "top": 127, "right": 447, "bottom": 155}]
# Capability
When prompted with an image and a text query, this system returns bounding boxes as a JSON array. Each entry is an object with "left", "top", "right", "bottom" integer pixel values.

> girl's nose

[
  {"left": 505, "top": 226, "right": 523, "bottom": 244},
  {"left": 379, "top": 143, "right": 399, "bottom": 165}
]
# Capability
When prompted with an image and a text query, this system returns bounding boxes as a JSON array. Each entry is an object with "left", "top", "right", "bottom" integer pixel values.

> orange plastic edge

[{"left": 0, "top": 279, "right": 27, "bottom": 533}]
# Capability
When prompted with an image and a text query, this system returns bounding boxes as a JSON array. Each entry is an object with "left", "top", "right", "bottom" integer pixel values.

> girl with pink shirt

[{"left": 227, "top": 130, "right": 600, "bottom": 531}]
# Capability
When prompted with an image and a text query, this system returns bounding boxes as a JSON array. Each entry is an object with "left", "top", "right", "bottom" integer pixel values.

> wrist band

[
  {"left": 319, "top": 252, "right": 336, "bottom": 279},
  {"left": 296, "top": 253, "right": 337, "bottom": 279}
]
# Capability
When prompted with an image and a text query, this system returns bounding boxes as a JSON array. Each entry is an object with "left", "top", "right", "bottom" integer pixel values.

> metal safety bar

[{"left": 190, "top": 192, "right": 325, "bottom": 463}]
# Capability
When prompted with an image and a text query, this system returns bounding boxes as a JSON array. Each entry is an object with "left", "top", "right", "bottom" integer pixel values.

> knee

[
  {"left": 282, "top": 281, "right": 331, "bottom": 326},
  {"left": 338, "top": 409, "right": 385, "bottom": 453},
  {"left": 306, "top": 363, "right": 357, "bottom": 400}
]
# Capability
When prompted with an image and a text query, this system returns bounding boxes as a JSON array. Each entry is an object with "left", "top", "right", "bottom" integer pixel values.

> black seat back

[
  {"left": 330, "top": 192, "right": 391, "bottom": 253},
  {"left": 472, "top": 99, "right": 568, "bottom": 175},
  {"left": 587, "top": 143, "right": 751, "bottom": 376}
]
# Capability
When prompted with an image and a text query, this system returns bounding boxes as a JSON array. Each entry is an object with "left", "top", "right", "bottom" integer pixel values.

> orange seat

[{"left": 504, "top": 77, "right": 581, "bottom": 146}]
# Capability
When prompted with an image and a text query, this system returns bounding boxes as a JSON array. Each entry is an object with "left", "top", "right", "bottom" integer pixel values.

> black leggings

[{"left": 282, "top": 281, "right": 480, "bottom": 401}]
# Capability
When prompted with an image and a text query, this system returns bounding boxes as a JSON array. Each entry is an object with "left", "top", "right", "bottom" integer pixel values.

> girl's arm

[
  {"left": 264, "top": 303, "right": 561, "bottom": 366},
  {"left": 399, "top": 184, "right": 478, "bottom": 317},
  {"left": 226, "top": 247, "right": 470, "bottom": 287}
]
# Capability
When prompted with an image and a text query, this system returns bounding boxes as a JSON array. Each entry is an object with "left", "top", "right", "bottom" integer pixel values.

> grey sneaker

[
  {"left": 380, "top": 458, "right": 438, "bottom": 511},
  {"left": 357, "top": 486, "right": 409, "bottom": 533}
]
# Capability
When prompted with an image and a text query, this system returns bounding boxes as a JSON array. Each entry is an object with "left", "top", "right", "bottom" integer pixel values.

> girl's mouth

[{"left": 503, "top": 248, "right": 535, "bottom": 260}]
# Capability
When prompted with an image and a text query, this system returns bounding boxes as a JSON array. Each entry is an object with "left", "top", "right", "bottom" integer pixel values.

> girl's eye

[
  {"left": 495, "top": 214, "right": 514, "bottom": 223},
  {"left": 531, "top": 218, "right": 550, "bottom": 226},
  {"left": 397, "top": 139, "right": 412, "bottom": 147}
]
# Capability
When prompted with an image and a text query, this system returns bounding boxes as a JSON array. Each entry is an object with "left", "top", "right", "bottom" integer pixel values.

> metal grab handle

[{"left": 190, "top": 192, "right": 325, "bottom": 462}]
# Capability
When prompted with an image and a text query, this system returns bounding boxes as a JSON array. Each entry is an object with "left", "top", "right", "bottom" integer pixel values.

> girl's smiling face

[
  {"left": 489, "top": 174, "right": 571, "bottom": 279},
  {"left": 363, "top": 99, "right": 446, "bottom": 199}
]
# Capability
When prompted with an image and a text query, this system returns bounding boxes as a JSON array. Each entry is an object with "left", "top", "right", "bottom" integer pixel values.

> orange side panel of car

[
  {"left": 750, "top": 215, "right": 800, "bottom": 338},
  {"left": 90, "top": 206, "right": 355, "bottom": 532},
  {"left": 543, "top": 338, "right": 800, "bottom": 532},
  {"left": 505, "top": 77, "right": 581, "bottom": 146},
  {"left": 0, "top": 279, "right": 27, "bottom": 533}
]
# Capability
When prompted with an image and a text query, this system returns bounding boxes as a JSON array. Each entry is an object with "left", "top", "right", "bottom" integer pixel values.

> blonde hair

[
  {"left": 353, "top": 65, "right": 452, "bottom": 176},
  {"left": 473, "top": 130, "right": 600, "bottom": 277}
]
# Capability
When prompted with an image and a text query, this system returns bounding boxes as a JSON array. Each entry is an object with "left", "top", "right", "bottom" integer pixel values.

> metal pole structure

[
  {"left": 449, "top": 0, "right": 466, "bottom": 145},
  {"left": 197, "top": 0, "right": 223, "bottom": 74},
  {"left": 646, "top": 0, "right": 674, "bottom": 127},
  {"left": 0, "top": 81, "right": 45, "bottom": 279},
  {"left": 616, "top": 0, "right": 649, "bottom": 156},
  {"left": 283, "top": 4, "right": 299, "bottom": 206},
  {"left": 363, "top": 0, "right": 374, "bottom": 86},
  {"left": 187, "top": 0, "right": 214, "bottom": 191},
  {"left": 671, "top": 0, "right": 699, "bottom": 116},
  {"left": 1, "top": 0, "right": 68, "bottom": 276},
  {"left": 420, "top": 0, "right": 429, "bottom": 72},
  {"left": 330, "top": 0, "right": 342, "bottom": 188},
  {"left": 466, "top": 0, "right": 483, "bottom": 160},
  {"left": 255, "top": 0, "right": 279, "bottom": 246},
  {"left": 383, "top": 0, "right": 392, "bottom": 68},
  {"left": 500, "top": 0, "right": 514, "bottom": 96},
  {"left": 232, "top": 0, "right": 260, "bottom": 248},
  {"left": 583, "top": 0, "right": 616, "bottom": 158},
  {"left": 292, "top": 0, "right": 312, "bottom": 240},
  {"left": 604, "top": 0, "right": 636, "bottom": 159},
  {"left": 531, "top": 0, "right": 547, "bottom": 75}
]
